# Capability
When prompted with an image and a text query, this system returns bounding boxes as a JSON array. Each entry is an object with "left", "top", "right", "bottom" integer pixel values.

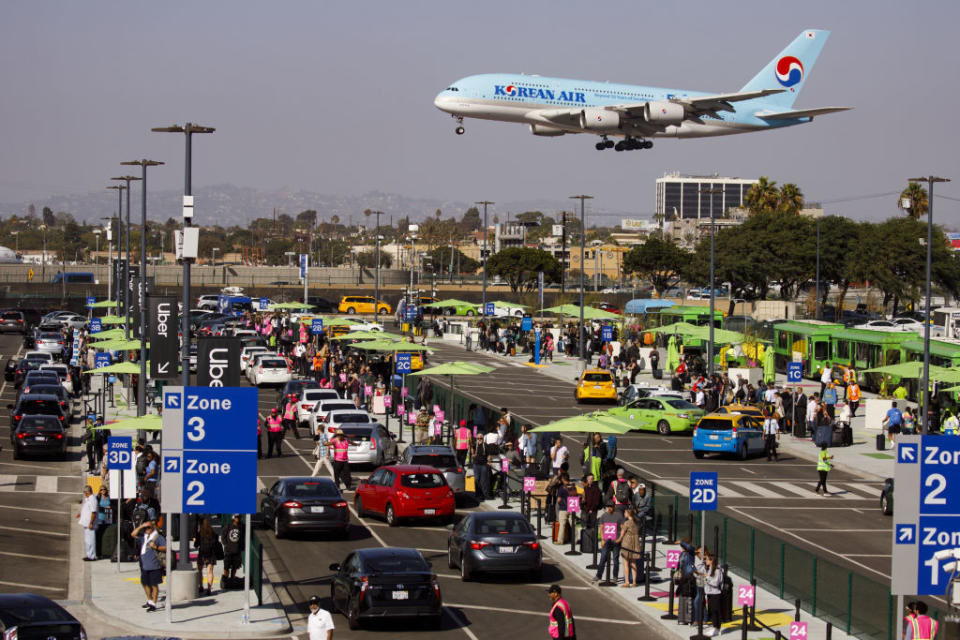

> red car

[
  {"left": 593, "top": 302, "right": 622, "bottom": 315},
  {"left": 354, "top": 465, "right": 455, "bottom": 527}
]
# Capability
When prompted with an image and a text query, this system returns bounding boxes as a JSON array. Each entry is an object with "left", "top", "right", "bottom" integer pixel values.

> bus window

[
  {"left": 814, "top": 341, "right": 829, "bottom": 360},
  {"left": 836, "top": 340, "right": 850, "bottom": 360},
  {"left": 856, "top": 342, "right": 870, "bottom": 363},
  {"left": 777, "top": 332, "right": 788, "bottom": 350},
  {"left": 885, "top": 349, "right": 901, "bottom": 365}
]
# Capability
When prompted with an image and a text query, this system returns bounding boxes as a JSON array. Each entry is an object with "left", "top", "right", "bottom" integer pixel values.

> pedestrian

[
  {"left": 547, "top": 584, "right": 576, "bottom": 639},
  {"left": 606, "top": 467, "right": 632, "bottom": 513},
  {"left": 472, "top": 426, "right": 491, "bottom": 501},
  {"left": 329, "top": 429, "right": 352, "bottom": 490},
  {"left": 283, "top": 399, "right": 300, "bottom": 439},
  {"left": 631, "top": 480, "right": 651, "bottom": 523},
  {"left": 580, "top": 474, "right": 603, "bottom": 532},
  {"left": 902, "top": 407, "right": 917, "bottom": 435},
  {"left": 815, "top": 443, "right": 834, "bottom": 496},
  {"left": 454, "top": 419, "right": 472, "bottom": 466},
  {"left": 592, "top": 502, "right": 624, "bottom": 583},
  {"left": 906, "top": 601, "right": 939, "bottom": 640},
  {"left": 846, "top": 377, "right": 861, "bottom": 417},
  {"left": 307, "top": 594, "right": 335, "bottom": 639},
  {"left": 415, "top": 407, "right": 430, "bottom": 444},
  {"left": 820, "top": 362, "right": 833, "bottom": 397},
  {"left": 702, "top": 551, "right": 724, "bottom": 636},
  {"left": 617, "top": 508, "right": 642, "bottom": 587},
  {"left": 550, "top": 437, "right": 568, "bottom": 478},
  {"left": 883, "top": 401, "right": 903, "bottom": 445},
  {"left": 96, "top": 485, "right": 112, "bottom": 552},
  {"left": 132, "top": 520, "right": 166, "bottom": 612},
  {"left": 78, "top": 485, "right": 98, "bottom": 561},
  {"left": 822, "top": 382, "right": 838, "bottom": 420},
  {"left": 266, "top": 408, "right": 283, "bottom": 458},
  {"left": 518, "top": 424, "right": 536, "bottom": 470},
  {"left": 221, "top": 514, "right": 244, "bottom": 584},
  {"left": 763, "top": 409, "right": 780, "bottom": 462},
  {"left": 943, "top": 410, "right": 959, "bottom": 436},
  {"left": 193, "top": 517, "right": 219, "bottom": 596}
]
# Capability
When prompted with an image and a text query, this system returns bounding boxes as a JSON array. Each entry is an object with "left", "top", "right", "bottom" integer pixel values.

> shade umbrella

[
  {"left": 94, "top": 414, "right": 161, "bottom": 431},
  {"left": 649, "top": 321, "right": 701, "bottom": 336},
  {"left": 406, "top": 361, "right": 495, "bottom": 442},
  {"left": 863, "top": 362, "right": 949, "bottom": 378},
  {"left": 350, "top": 340, "right": 431, "bottom": 352},
  {"left": 763, "top": 345, "right": 776, "bottom": 384},
  {"left": 94, "top": 339, "right": 145, "bottom": 351},
  {"left": 88, "top": 300, "right": 118, "bottom": 309},
  {"left": 532, "top": 412, "right": 634, "bottom": 478},
  {"left": 544, "top": 304, "right": 618, "bottom": 320},
  {"left": 331, "top": 330, "right": 405, "bottom": 341},
  {"left": 89, "top": 328, "right": 126, "bottom": 341},
  {"left": 688, "top": 325, "right": 750, "bottom": 345},
  {"left": 83, "top": 361, "right": 142, "bottom": 375},
  {"left": 98, "top": 315, "right": 126, "bottom": 325},
  {"left": 269, "top": 301, "right": 313, "bottom": 311},
  {"left": 940, "top": 384, "right": 960, "bottom": 393},
  {"left": 313, "top": 317, "right": 355, "bottom": 327},
  {"left": 492, "top": 300, "right": 529, "bottom": 309},
  {"left": 931, "top": 369, "right": 960, "bottom": 384}
]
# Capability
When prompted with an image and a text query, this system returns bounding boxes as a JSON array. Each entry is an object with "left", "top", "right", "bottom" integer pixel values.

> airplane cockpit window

[{"left": 446, "top": 87, "right": 459, "bottom": 91}]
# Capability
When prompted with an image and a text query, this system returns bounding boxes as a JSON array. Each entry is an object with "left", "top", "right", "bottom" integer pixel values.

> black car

[
  {"left": 277, "top": 378, "right": 321, "bottom": 409},
  {"left": 446, "top": 511, "right": 542, "bottom": 581},
  {"left": 305, "top": 296, "right": 337, "bottom": 314},
  {"left": 0, "top": 592, "right": 86, "bottom": 639},
  {"left": 20, "top": 383, "right": 71, "bottom": 414},
  {"left": 259, "top": 477, "right": 349, "bottom": 538},
  {"left": 8, "top": 393, "right": 68, "bottom": 429},
  {"left": 11, "top": 414, "right": 67, "bottom": 460},
  {"left": 329, "top": 548, "right": 442, "bottom": 630},
  {"left": 12, "top": 359, "right": 42, "bottom": 388},
  {"left": 881, "top": 477, "right": 894, "bottom": 515}
]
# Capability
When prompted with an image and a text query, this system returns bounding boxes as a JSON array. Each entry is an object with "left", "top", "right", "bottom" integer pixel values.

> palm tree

[
  {"left": 744, "top": 176, "right": 779, "bottom": 215},
  {"left": 897, "top": 183, "right": 928, "bottom": 219},
  {"left": 778, "top": 183, "right": 805, "bottom": 214}
]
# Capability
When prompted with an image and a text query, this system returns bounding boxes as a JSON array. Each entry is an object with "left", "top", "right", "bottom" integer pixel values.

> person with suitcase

[{"left": 220, "top": 514, "right": 244, "bottom": 588}]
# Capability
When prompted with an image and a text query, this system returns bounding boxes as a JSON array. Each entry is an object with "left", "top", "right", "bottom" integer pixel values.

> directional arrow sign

[
  {"left": 164, "top": 457, "right": 180, "bottom": 473},
  {"left": 896, "top": 524, "right": 916, "bottom": 544},
  {"left": 165, "top": 392, "right": 182, "bottom": 409},
  {"left": 898, "top": 443, "right": 918, "bottom": 464}
]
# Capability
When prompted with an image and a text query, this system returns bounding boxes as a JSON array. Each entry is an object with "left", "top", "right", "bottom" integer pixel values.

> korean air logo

[
  {"left": 503, "top": 84, "right": 516, "bottom": 96},
  {"left": 775, "top": 56, "right": 804, "bottom": 88}
]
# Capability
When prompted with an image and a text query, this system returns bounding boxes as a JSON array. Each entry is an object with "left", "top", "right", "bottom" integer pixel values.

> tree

[
  {"left": 778, "top": 183, "right": 805, "bottom": 215},
  {"left": 355, "top": 250, "right": 392, "bottom": 269},
  {"left": 622, "top": 237, "right": 688, "bottom": 296},
  {"left": 426, "top": 246, "right": 479, "bottom": 275},
  {"left": 897, "top": 183, "right": 928, "bottom": 219},
  {"left": 296, "top": 209, "right": 317, "bottom": 228},
  {"left": 486, "top": 247, "right": 561, "bottom": 293},
  {"left": 41, "top": 207, "right": 55, "bottom": 226},
  {"left": 459, "top": 207, "right": 481, "bottom": 232},
  {"left": 743, "top": 177, "right": 779, "bottom": 215}
]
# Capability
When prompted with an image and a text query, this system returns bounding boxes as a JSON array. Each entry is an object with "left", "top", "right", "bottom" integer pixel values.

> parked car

[
  {"left": 399, "top": 445, "right": 466, "bottom": 496},
  {"left": 446, "top": 511, "right": 541, "bottom": 581},
  {"left": 196, "top": 294, "right": 221, "bottom": 310},
  {"left": 308, "top": 398, "right": 356, "bottom": 436},
  {"left": 251, "top": 356, "right": 292, "bottom": 386},
  {"left": 277, "top": 378, "right": 321, "bottom": 410},
  {"left": 692, "top": 412, "right": 765, "bottom": 460},
  {"left": 297, "top": 388, "right": 339, "bottom": 428},
  {"left": 329, "top": 548, "right": 442, "bottom": 630},
  {"left": 240, "top": 346, "right": 271, "bottom": 373},
  {"left": 881, "top": 477, "right": 893, "bottom": 515},
  {"left": 575, "top": 369, "right": 617, "bottom": 404},
  {"left": 259, "top": 476, "right": 349, "bottom": 538},
  {"left": 607, "top": 396, "right": 704, "bottom": 435},
  {"left": 0, "top": 309, "right": 29, "bottom": 334},
  {"left": 33, "top": 332, "right": 66, "bottom": 358},
  {"left": 305, "top": 296, "right": 337, "bottom": 313},
  {"left": 10, "top": 414, "right": 67, "bottom": 460},
  {"left": 619, "top": 383, "right": 683, "bottom": 405},
  {"left": 19, "top": 384, "right": 70, "bottom": 415},
  {"left": 340, "top": 423, "right": 399, "bottom": 466},
  {"left": 339, "top": 296, "right": 391, "bottom": 315},
  {"left": 316, "top": 409, "right": 377, "bottom": 440},
  {"left": 8, "top": 393, "right": 68, "bottom": 430},
  {"left": 0, "top": 592, "right": 87, "bottom": 639},
  {"left": 43, "top": 311, "right": 86, "bottom": 329},
  {"left": 354, "top": 465, "right": 455, "bottom": 526},
  {"left": 23, "top": 350, "right": 55, "bottom": 366}
]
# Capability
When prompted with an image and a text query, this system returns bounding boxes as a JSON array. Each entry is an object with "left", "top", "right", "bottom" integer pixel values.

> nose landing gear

[{"left": 454, "top": 116, "right": 465, "bottom": 135}]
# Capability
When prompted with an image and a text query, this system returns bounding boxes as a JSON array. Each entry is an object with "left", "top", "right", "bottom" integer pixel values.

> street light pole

[
  {"left": 815, "top": 219, "right": 821, "bottom": 320},
  {"left": 476, "top": 201, "right": 494, "bottom": 318},
  {"left": 699, "top": 187, "right": 722, "bottom": 376},
  {"left": 106, "top": 188, "right": 124, "bottom": 302},
  {"left": 570, "top": 195, "right": 593, "bottom": 367},
  {"left": 112, "top": 176, "right": 141, "bottom": 340},
  {"left": 365, "top": 210, "right": 383, "bottom": 307},
  {"left": 121, "top": 160, "right": 164, "bottom": 418},
  {"left": 909, "top": 175, "right": 951, "bottom": 434}
]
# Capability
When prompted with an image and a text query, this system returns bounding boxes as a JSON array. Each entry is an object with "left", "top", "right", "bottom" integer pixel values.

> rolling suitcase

[
  {"left": 876, "top": 433, "right": 886, "bottom": 451},
  {"left": 580, "top": 528, "right": 596, "bottom": 554},
  {"left": 677, "top": 595, "right": 694, "bottom": 625},
  {"left": 652, "top": 368, "right": 663, "bottom": 380},
  {"left": 220, "top": 576, "right": 245, "bottom": 590},
  {"left": 841, "top": 425, "right": 853, "bottom": 447}
]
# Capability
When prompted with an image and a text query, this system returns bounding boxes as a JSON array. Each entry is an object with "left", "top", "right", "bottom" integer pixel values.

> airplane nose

[{"left": 434, "top": 93, "right": 453, "bottom": 112}]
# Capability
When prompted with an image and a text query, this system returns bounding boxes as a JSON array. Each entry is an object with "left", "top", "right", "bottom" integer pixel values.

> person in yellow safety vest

[
  {"left": 283, "top": 400, "right": 300, "bottom": 439},
  {"left": 329, "top": 429, "right": 352, "bottom": 490},
  {"left": 846, "top": 378, "right": 862, "bottom": 417},
  {"left": 814, "top": 443, "right": 833, "bottom": 496},
  {"left": 547, "top": 584, "right": 576, "bottom": 639},
  {"left": 266, "top": 408, "right": 284, "bottom": 459},
  {"left": 943, "top": 410, "right": 959, "bottom": 436},
  {"left": 906, "top": 601, "right": 939, "bottom": 640},
  {"left": 454, "top": 420, "right": 471, "bottom": 466}
]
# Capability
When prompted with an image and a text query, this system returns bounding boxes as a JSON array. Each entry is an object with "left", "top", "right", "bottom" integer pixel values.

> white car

[
  {"left": 245, "top": 352, "right": 279, "bottom": 383},
  {"left": 619, "top": 383, "right": 684, "bottom": 405},
  {"left": 317, "top": 409, "right": 375, "bottom": 440},
  {"left": 39, "top": 363, "right": 74, "bottom": 395},
  {"left": 855, "top": 319, "right": 925, "bottom": 332},
  {"left": 196, "top": 295, "right": 220, "bottom": 310},
  {"left": 231, "top": 328, "right": 258, "bottom": 339},
  {"left": 347, "top": 319, "right": 383, "bottom": 332},
  {"left": 23, "top": 350, "right": 55, "bottom": 366},
  {"left": 308, "top": 398, "right": 357, "bottom": 436},
  {"left": 297, "top": 389, "right": 341, "bottom": 428},
  {"left": 42, "top": 311, "right": 87, "bottom": 330},
  {"left": 240, "top": 346, "right": 270, "bottom": 372},
  {"left": 251, "top": 356, "right": 291, "bottom": 386},
  {"left": 490, "top": 305, "right": 526, "bottom": 318}
]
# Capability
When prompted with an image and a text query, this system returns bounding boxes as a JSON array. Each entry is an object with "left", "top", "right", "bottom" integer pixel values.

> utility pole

[
  {"left": 561, "top": 212, "right": 567, "bottom": 295},
  {"left": 699, "top": 187, "right": 723, "bottom": 376},
  {"left": 569, "top": 195, "right": 593, "bottom": 368},
  {"left": 365, "top": 210, "right": 383, "bottom": 306},
  {"left": 112, "top": 176, "right": 140, "bottom": 340},
  {"left": 476, "top": 201, "right": 494, "bottom": 318}
]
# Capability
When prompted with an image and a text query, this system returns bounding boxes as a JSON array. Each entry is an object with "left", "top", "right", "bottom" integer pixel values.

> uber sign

[
  {"left": 149, "top": 296, "right": 178, "bottom": 380},
  {"left": 197, "top": 337, "right": 241, "bottom": 387}
]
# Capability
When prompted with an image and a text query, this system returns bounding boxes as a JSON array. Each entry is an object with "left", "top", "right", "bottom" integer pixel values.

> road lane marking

[
  {"left": 0, "top": 550, "right": 64, "bottom": 561},
  {"left": 651, "top": 479, "right": 688, "bottom": 495},
  {"left": 775, "top": 483, "right": 824, "bottom": 497},
  {"left": 718, "top": 485, "right": 746, "bottom": 498},
  {"left": 0, "top": 503, "right": 71, "bottom": 515},
  {"left": 446, "top": 602, "right": 641, "bottom": 624},
  {"left": 0, "top": 474, "right": 22, "bottom": 491},
  {"left": 729, "top": 481, "right": 787, "bottom": 498},
  {"left": 0, "top": 524, "right": 68, "bottom": 537},
  {"left": 0, "top": 579, "right": 65, "bottom": 592},
  {"left": 35, "top": 475, "right": 58, "bottom": 494}
]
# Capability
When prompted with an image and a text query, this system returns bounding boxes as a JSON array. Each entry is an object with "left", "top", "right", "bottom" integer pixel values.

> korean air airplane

[{"left": 433, "top": 29, "right": 849, "bottom": 151}]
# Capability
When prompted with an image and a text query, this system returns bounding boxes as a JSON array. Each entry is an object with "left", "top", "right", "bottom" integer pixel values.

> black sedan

[
  {"left": 260, "top": 477, "right": 348, "bottom": 538},
  {"left": 329, "top": 548, "right": 441, "bottom": 630},
  {"left": 3, "top": 357, "right": 17, "bottom": 381},
  {"left": 11, "top": 414, "right": 67, "bottom": 460},
  {"left": 12, "top": 359, "right": 42, "bottom": 388},
  {"left": 447, "top": 511, "right": 541, "bottom": 581},
  {"left": 0, "top": 592, "right": 86, "bottom": 639},
  {"left": 8, "top": 393, "right": 68, "bottom": 430},
  {"left": 277, "top": 378, "right": 320, "bottom": 409}
]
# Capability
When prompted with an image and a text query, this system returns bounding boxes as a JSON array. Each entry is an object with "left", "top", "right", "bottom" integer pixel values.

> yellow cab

[
  {"left": 575, "top": 369, "right": 618, "bottom": 403},
  {"left": 338, "top": 296, "right": 391, "bottom": 315}
]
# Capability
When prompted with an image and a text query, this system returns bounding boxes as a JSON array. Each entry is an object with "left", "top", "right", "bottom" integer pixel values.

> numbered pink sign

[
  {"left": 401, "top": 387, "right": 408, "bottom": 398},
  {"left": 602, "top": 522, "right": 618, "bottom": 541},
  {"left": 737, "top": 584, "right": 755, "bottom": 606},
  {"left": 435, "top": 409, "right": 445, "bottom": 422},
  {"left": 432, "top": 422, "right": 442, "bottom": 437},
  {"left": 397, "top": 405, "right": 405, "bottom": 416},
  {"left": 665, "top": 549, "right": 681, "bottom": 569},
  {"left": 433, "top": 404, "right": 441, "bottom": 415},
  {"left": 501, "top": 459, "right": 510, "bottom": 473},
  {"left": 339, "top": 373, "right": 347, "bottom": 383},
  {"left": 566, "top": 496, "right": 580, "bottom": 514},
  {"left": 383, "top": 397, "right": 392, "bottom": 409},
  {"left": 523, "top": 476, "right": 535, "bottom": 492},
  {"left": 789, "top": 622, "right": 807, "bottom": 640},
  {"left": 364, "top": 385, "right": 373, "bottom": 395},
  {"left": 407, "top": 412, "right": 417, "bottom": 425}
]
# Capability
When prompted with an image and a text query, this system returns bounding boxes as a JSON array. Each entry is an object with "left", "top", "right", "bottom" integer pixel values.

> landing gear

[
  {"left": 595, "top": 137, "right": 615, "bottom": 151},
  {"left": 454, "top": 116, "right": 465, "bottom": 135},
  {"left": 610, "top": 137, "right": 653, "bottom": 151},
  {"left": 455, "top": 126, "right": 465, "bottom": 135}
]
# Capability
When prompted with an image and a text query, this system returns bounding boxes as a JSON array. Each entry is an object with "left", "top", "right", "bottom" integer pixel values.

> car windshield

[
  {"left": 696, "top": 418, "right": 735, "bottom": 431},
  {"left": 21, "top": 416, "right": 63, "bottom": 431},
  {"left": 410, "top": 454, "right": 457, "bottom": 468},
  {"left": 363, "top": 553, "right": 429, "bottom": 573},
  {"left": 25, "top": 353, "right": 49, "bottom": 361},
  {"left": 334, "top": 415, "right": 370, "bottom": 425},
  {"left": 1, "top": 311, "right": 21, "bottom": 320},
  {"left": 474, "top": 517, "right": 532, "bottom": 535},
  {"left": 0, "top": 602, "right": 71, "bottom": 623},
  {"left": 583, "top": 373, "right": 612, "bottom": 383},
  {"left": 665, "top": 399, "right": 698, "bottom": 410},
  {"left": 400, "top": 472, "right": 446, "bottom": 489},
  {"left": 287, "top": 481, "right": 339, "bottom": 498},
  {"left": 303, "top": 391, "right": 329, "bottom": 401},
  {"left": 260, "top": 359, "right": 286, "bottom": 368}
]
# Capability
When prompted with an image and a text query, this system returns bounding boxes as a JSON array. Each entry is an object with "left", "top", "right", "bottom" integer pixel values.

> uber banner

[
  {"left": 149, "top": 296, "right": 178, "bottom": 380},
  {"left": 197, "top": 337, "right": 241, "bottom": 387}
]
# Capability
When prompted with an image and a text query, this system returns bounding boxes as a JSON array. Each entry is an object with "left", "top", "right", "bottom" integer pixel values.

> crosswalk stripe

[
  {"left": 257, "top": 477, "right": 266, "bottom": 492},
  {"left": 34, "top": 476, "right": 58, "bottom": 494},
  {"left": 718, "top": 485, "right": 746, "bottom": 498},
  {"left": 846, "top": 483, "right": 882, "bottom": 497},
  {"left": 829, "top": 485, "right": 875, "bottom": 500},
  {"left": 653, "top": 479, "right": 689, "bottom": 496},
  {"left": 0, "top": 474, "right": 19, "bottom": 492},
  {"left": 729, "top": 481, "right": 782, "bottom": 498},
  {"left": 774, "top": 482, "right": 820, "bottom": 497}
]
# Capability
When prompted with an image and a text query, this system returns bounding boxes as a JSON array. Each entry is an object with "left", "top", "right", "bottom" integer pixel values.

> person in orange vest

[
  {"left": 266, "top": 408, "right": 284, "bottom": 458},
  {"left": 283, "top": 399, "right": 300, "bottom": 439},
  {"left": 906, "top": 601, "right": 939, "bottom": 640},
  {"left": 846, "top": 376, "right": 862, "bottom": 418},
  {"left": 312, "top": 353, "right": 323, "bottom": 382},
  {"left": 454, "top": 419, "right": 471, "bottom": 466},
  {"left": 329, "top": 429, "right": 352, "bottom": 490},
  {"left": 547, "top": 584, "right": 575, "bottom": 639}
]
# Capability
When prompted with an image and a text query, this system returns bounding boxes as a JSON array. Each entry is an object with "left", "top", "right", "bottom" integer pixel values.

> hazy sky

[{"left": 1, "top": 0, "right": 958, "bottom": 224}]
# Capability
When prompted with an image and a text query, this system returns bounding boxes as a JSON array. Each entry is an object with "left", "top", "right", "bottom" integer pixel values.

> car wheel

[
  {"left": 693, "top": 451, "right": 705, "bottom": 459},
  {"left": 346, "top": 307, "right": 356, "bottom": 315},
  {"left": 347, "top": 597, "right": 361, "bottom": 630},
  {"left": 448, "top": 546, "right": 457, "bottom": 569},
  {"left": 355, "top": 496, "right": 365, "bottom": 517},
  {"left": 738, "top": 443, "right": 748, "bottom": 461},
  {"left": 881, "top": 494, "right": 892, "bottom": 516},
  {"left": 274, "top": 513, "right": 284, "bottom": 539},
  {"left": 378, "top": 308, "right": 387, "bottom": 315},
  {"left": 657, "top": 420, "right": 671, "bottom": 436},
  {"left": 460, "top": 554, "right": 472, "bottom": 581},
  {"left": 466, "top": 310, "right": 474, "bottom": 316},
  {"left": 385, "top": 503, "right": 398, "bottom": 527}
]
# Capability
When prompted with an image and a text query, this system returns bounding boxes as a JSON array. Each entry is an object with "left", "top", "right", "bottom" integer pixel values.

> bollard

[
  {"left": 667, "top": 504, "right": 675, "bottom": 542},
  {"left": 650, "top": 514, "right": 661, "bottom": 571},
  {"left": 826, "top": 622, "right": 832, "bottom": 640},
  {"left": 795, "top": 598, "right": 801, "bottom": 621},
  {"left": 586, "top": 526, "right": 599, "bottom": 570},
  {"left": 565, "top": 513, "right": 580, "bottom": 556},
  {"left": 661, "top": 574, "right": 678, "bottom": 620},
  {"left": 775, "top": 631, "right": 783, "bottom": 640},
  {"left": 747, "top": 578, "right": 763, "bottom": 631},
  {"left": 638, "top": 552, "right": 656, "bottom": 601},
  {"left": 688, "top": 512, "right": 694, "bottom": 542},
  {"left": 536, "top": 501, "right": 543, "bottom": 540},
  {"left": 741, "top": 600, "right": 749, "bottom": 640}
]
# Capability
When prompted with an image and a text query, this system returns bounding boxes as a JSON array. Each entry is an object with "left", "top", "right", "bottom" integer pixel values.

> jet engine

[
  {"left": 579, "top": 108, "right": 621, "bottom": 131},
  {"left": 644, "top": 101, "right": 685, "bottom": 124},
  {"left": 529, "top": 124, "right": 566, "bottom": 137}
]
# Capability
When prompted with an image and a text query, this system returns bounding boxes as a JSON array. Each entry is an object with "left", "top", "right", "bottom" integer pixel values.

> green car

[
  {"left": 606, "top": 397, "right": 705, "bottom": 435},
  {"left": 439, "top": 303, "right": 479, "bottom": 316}
]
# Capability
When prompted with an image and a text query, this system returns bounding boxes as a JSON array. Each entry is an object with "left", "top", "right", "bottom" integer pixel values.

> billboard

[{"left": 196, "top": 337, "right": 241, "bottom": 387}]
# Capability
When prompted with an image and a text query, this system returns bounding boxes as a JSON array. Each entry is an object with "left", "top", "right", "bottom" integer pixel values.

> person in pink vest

[
  {"left": 266, "top": 408, "right": 284, "bottom": 458},
  {"left": 329, "top": 429, "right": 352, "bottom": 490},
  {"left": 547, "top": 584, "right": 575, "bottom": 639},
  {"left": 906, "top": 601, "right": 939, "bottom": 640},
  {"left": 283, "top": 400, "right": 299, "bottom": 439},
  {"left": 453, "top": 419, "right": 471, "bottom": 466}
]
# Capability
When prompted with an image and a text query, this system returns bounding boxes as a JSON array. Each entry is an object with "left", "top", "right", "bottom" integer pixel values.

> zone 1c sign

[{"left": 690, "top": 471, "right": 718, "bottom": 511}]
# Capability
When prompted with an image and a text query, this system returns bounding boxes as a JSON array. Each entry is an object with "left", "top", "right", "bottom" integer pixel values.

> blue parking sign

[
  {"left": 106, "top": 437, "right": 132, "bottom": 470},
  {"left": 601, "top": 325, "right": 613, "bottom": 342},
  {"left": 94, "top": 353, "right": 111, "bottom": 369},
  {"left": 395, "top": 353, "right": 412, "bottom": 374},
  {"left": 89, "top": 318, "right": 102, "bottom": 334},
  {"left": 404, "top": 305, "right": 417, "bottom": 321},
  {"left": 521, "top": 315, "right": 532, "bottom": 331},
  {"left": 86, "top": 296, "right": 96, "bottom": 308},
  {"left": 690, "top": 471, "right": 718, "bottom": 511},
  {"left": 484, "top": 302, "right": 495, "bottom": 316},
  {"left": 311, "top": 318, "right": 324, "bottom": 334},
  {"left": 259, "top": 297, "right": 269, "bottom": 310},
  {"left": 787, "top": 361, "right": 802, "bottom": 383}
]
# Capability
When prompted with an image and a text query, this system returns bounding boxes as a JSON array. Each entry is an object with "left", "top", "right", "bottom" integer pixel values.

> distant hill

[{"left": 0, "top": 185, "right": 621, "bottom": 227}]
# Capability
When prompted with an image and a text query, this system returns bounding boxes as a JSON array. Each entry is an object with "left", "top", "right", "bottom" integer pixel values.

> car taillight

[
  {"left": 281, "top": 500, "right": 302, "bottom": 509},
  {"left": 523, "top": 541, "right": 540, "bottom": 549},
  {"left": 359, "top": 576, "right": 368, "bottom": 603},
  {"left": 54, "top": 433, "right": 63, "bottom": 439},
  {"left": 398, "top": 491, "right": 411, "bottom": 500},
  {"left": 469, "top": 541, "right": 489, "bottom": 550},
  {"left": 432, "top": 577, "right": 441, "bottom": 599},
  {"left": 16, "top": 432, "right": 27, "bottom": 439},
  {"left": 59, "top": 415, "right": 65, "bottom": 421},
  {"left": 332, "top": 500, "right": 347, "bottom": 508},
  {"left": 456, "top": 467, "right": 463, "bottom": 475},
  {"left": 60, "top": 401, "right": 67, "bottom": 407},
  {"left": 13, "top": 414, "right": 21, "bottom": 422}
]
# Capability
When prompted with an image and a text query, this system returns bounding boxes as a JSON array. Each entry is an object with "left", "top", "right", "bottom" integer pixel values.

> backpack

[
  {"left": 614, "top": 480, "right": 631, "bottom": 505},
  {"left": 135, "top": 454, "right": 149, "bottom": 477}
]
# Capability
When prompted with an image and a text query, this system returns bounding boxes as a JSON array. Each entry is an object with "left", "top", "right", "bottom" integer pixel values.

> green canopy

[
  {"left": 95, "top": 414, "right": 161, "bottom": 431},
  {"left": 422, "top": 298, "right": 478, "bottom": 310},
  {"left": 543, "top": 304, "right": 619, "bottom": 320},
  {"left": 406, "top": 361, "right": 494, "bottom": 376},
  {"left": 331, "top": 330, "right": 405, "bottom": 341},
  {"left": 931, "top": 369, "right": 960, "bottom": 384},
  {"left": 863, "top": 362, "right": 949, "bottom": 378},
  {"left": 83, "top": 361, "right": 142, "bottom": 375},
  {"left": 349, "top": 340, "right": 432, "bottom": 352},
  {"left": 492, "top": 300, "right": 529, "bottom": 309},
  {"left": 307, "top": 316, "right": 354, "bottom": 327},
  {"left": 649, "top": 321, "right": 701, "bottom": 336},
  {"left": 89, "top": 328, "right": 126, "bottom": 341},
  {"left": 269, "top": 302, "right": 313, "bottom": 310},
  {"left": 531, "top": 412, "right": 634, "bottom": 434},
  {"left": 94, "top": 339, "right": 144, "bottom": 351},
  {"left": 88, "top": 300, "right": 118, "bottom": 309},
  {"left": 98, "top": 315, "right": 126, "bottom": 325},
  {"left": 940, "top": 384, "right": 960, "bottom": 393},
  {"left": 687, "top": 325, "right": 751, "bottom": 345}
]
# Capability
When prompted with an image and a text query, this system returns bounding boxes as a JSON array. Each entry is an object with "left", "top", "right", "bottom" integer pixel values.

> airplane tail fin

[{"left": 740, "top": 29, "right": 830, "bottom": 108}]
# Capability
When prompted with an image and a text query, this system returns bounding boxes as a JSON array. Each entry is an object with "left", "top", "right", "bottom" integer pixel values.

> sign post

[
  {"left": 258, "top": 297, "right": 269, "bottom": 311},
  {"left": 106, "top": 436, "right": 132, "bottom": 574}
]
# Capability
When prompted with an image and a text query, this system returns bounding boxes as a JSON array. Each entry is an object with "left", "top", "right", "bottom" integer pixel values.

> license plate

[
  {"left": 594, "top": 385, "right": 601, "bottom": 390},
  {"left": 392, "top": 590, "right": 408, "bottom": 600},
  {"left": 498, "top": 546, "right": 514, "bottom": 553},
  {"left": 35, "top": 436, "right": 46, "bottom": 442},
  {"left": 310, "top": 506, "right": 325, "bottom": 513},
  {"left": 710, "top": 435, "right": 719, "bottom": 440},
  {"left": 423, "top": 508, "right": 436, "bottom": 515}
]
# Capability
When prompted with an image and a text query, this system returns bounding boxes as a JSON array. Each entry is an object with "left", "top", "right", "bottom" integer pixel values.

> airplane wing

[{"left": 755, "top": 106, "right": 852, "bottom": 120}]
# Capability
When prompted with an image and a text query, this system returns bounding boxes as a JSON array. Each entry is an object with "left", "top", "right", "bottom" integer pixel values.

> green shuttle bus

[
  {"left": 902, "top": 339, "right": 960, "bottom": 368},
  {"left": 831, "top": 329, "right": 917, "bottom": 392},
  {"left": 772, "top": 321, "right": 844, "bottom": 379},
  {"left": 654, "top": 305, "right": 724, "bottom": 328}
]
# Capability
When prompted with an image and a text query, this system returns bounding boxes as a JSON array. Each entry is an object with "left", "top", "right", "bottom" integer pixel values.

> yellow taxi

[
  {"left": 575, "top": 369, "right": 618, "bottom": 404},
  {"left": 338, "top": 296, "right": 392, "bottom": 315}
]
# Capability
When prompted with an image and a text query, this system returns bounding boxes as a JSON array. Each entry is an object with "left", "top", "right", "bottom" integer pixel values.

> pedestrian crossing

[
  {"left": 0, "top": 474, "right": 80, "bottom": 494},
  {"left": 651, "top": 478, "right": 881, "bottom": 501}
]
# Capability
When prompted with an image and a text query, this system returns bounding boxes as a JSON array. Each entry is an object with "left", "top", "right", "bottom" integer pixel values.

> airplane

[{"left": 433, "top": 29, "right": 850, "bottom": 151}]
